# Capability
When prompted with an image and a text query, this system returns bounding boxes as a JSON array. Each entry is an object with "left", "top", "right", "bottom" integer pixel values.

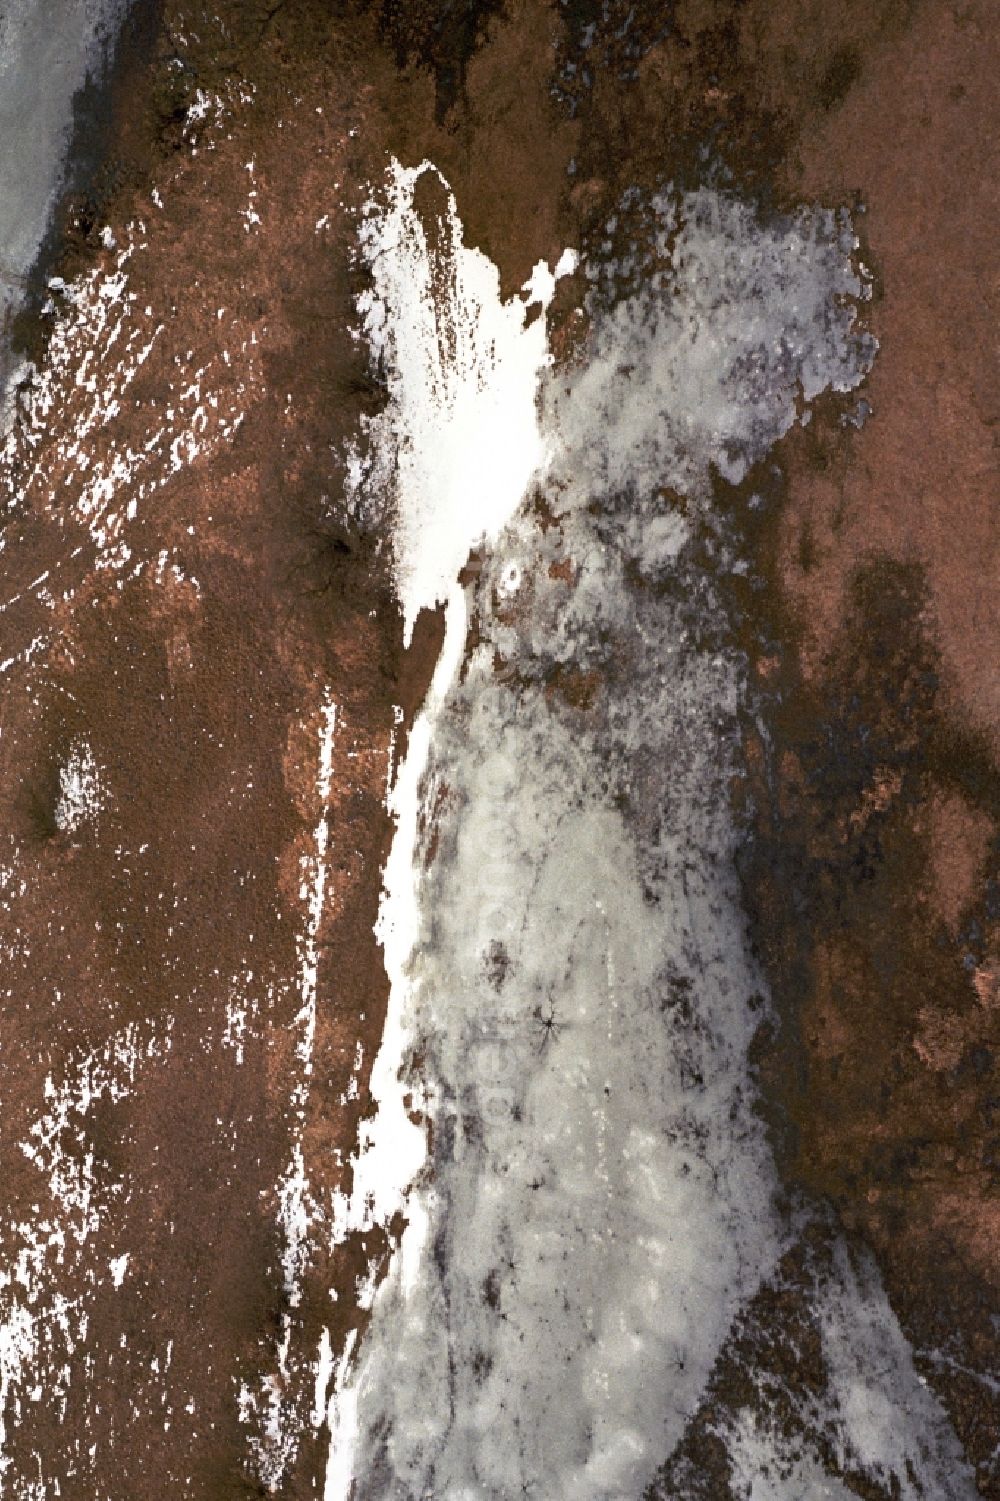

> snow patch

[
  {"left": 346, "top": 159, "right": 574, "bottom": 644},
  {"left": 54, "top": 740, "right": 106, "bottom": 836}
]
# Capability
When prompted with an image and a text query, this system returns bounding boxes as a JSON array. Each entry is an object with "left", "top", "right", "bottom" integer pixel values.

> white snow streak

[{"left": 242, "top": 694, "right": 338, "bottom": 1491}]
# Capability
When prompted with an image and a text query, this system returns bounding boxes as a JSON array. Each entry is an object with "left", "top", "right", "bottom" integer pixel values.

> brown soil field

[{"left": 0, "top": 0, "right": 995, "bottom": 1493}]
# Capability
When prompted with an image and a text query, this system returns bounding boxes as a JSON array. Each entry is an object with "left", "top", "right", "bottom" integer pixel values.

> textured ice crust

[
  {"left": 686, "top": 1233, "right": 977, "bottom": 1501},
  {"left": 560, "top": 189, "right": 876, "bottom": 499},
  {"left": 330, "top": 171, "right": 974, "bottom": 1499},
  {"left": 349, "top": 634, "right": 780, "bottom": 1501}
]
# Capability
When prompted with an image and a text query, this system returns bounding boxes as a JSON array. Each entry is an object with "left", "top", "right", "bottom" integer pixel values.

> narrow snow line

[
  {"left": 280, "top": 692, "right": 338, "bottom": 1325},
  {"left": 321, "top": 586, "right": 467, "bottom": 1498},
  {"left": 241, "top": 692, "right": 337, "bottom": 1491},
  {"left": 295, "top": 694, "right": 338, "bottom": 1079}
]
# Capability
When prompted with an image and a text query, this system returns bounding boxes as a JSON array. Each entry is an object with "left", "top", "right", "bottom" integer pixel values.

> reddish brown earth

[
  {"left": 735, "top": 1, "right": 1000, "bottom": 1483},
  {"left": 0, "top": 0, "right": 996, "bottom": 1494},
  {"left": 0, "top": 13, "right": 447, "bottom": 1492}
]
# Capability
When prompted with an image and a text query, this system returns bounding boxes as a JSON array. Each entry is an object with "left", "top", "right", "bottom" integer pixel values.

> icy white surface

[
  {"left": 346, "top": 653, "right": 780, "bottom": 1498},
  {"left": 554, "top": 189, "right": 875, "bottom": 498},
  {"left": 327, "top": 169, "right": 975, "bottom": 1500}
]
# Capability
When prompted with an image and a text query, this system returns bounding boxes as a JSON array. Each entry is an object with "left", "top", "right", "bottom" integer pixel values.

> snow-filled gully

[{"left": 317, "top": 161, "right": 976, "bottom": 1500}]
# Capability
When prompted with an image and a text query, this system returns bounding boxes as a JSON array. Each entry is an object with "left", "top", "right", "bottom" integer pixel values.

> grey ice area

[
  {"left": 686, "top": 1237, "right": 978, "bottom": 1501},
  {"left": 560, "top": 188, "right": 877, "bottom": 501},
  {"left": 345, "top": 188, "right": 973, "bottom": 1499},
  {"left": 0, "top": 0, "right": 127, "bottom": 413},
  {"left": 353, "top": 524, "right": 782, "bottom": 1500}
]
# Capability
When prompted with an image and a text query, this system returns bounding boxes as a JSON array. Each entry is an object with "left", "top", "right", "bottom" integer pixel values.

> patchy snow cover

[
  {"left": 723, "top": 1405, "right": 862, "bottom": 1501},
  {"left": 699, "top": 1230, "right": 977, "bottom": 1501},
  {"left": 54, "top": 740, "right": 107, "bottom": 835},
  {"left": 324, "top": 167, "right": 976, "bottom": 1501},
  {"left": 0, "top": 202, "right": 258, "bottom": 699},
  {"left": 0, "top": 1021, "right": 171, "bottom": 1484},
  {"left": 815, "top": 1240, "right": 974, "bottom": 1495},
  {"left": 0, "top": 71, "right": 262, "bottom": 633},
  {"left": 2, "top": 221, "right": 251, "bottom": 575}
]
